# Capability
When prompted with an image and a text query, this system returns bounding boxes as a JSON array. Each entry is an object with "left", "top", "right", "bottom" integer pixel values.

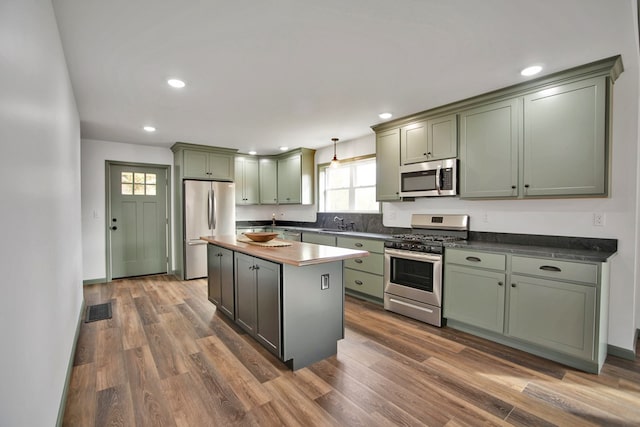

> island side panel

[{"left": 282, "top": 261, "right": 344, "bottom": 370}]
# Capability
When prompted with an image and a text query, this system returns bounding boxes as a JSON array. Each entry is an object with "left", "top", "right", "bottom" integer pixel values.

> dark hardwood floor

[{"left": 63, "top": 274, "right": 640, "bottom": 426}]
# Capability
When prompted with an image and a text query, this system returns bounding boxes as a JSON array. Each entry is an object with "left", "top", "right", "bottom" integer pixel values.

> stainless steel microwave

[{"left": 399, "top": 158, "right": 457, "bottom": 197}]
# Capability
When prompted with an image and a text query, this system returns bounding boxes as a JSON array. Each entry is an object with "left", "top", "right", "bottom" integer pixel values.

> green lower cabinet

[
  {"left": 508, "top": 275, "right": 596, "bottom": 360},
  {"left": 443, "top": 265, "right": 506, "bottom": 333},
  {"left": 344, "top": 268, "right": 383, "bottom": 299}
]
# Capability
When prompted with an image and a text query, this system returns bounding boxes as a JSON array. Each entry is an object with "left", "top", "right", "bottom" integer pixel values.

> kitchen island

[{"left": 200, "top": 235, "right": 368, "bottom": 370}]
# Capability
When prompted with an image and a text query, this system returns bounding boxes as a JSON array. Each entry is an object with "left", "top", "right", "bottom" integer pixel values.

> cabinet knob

[
  {"left": 524, "top": 184, "right": 530, "bottom": 188},
  {"left": 355, "top": 243, "right": 363, "bottom": 248},
  {"left": 511, "top": 283, "right": 516, "bottom": 288},
  {"left": 354, "top": 258, "right": 363, "bottom": 264},
  {"left": 110, "top": 226, "right": 117, "bottom": 231},
  {"left": 498, "top": 281, "right": 503, "bottom": 286},
  {"left": 511, "top": 185, "right": 516, "bottom": 189},
  {"left": 354, "top": 280, "right": 363, "bottom": 285}
]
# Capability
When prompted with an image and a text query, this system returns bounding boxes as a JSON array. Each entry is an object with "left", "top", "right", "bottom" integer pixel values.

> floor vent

[{"left": 85, "top": 302, "right": 112, "bottom": 323}]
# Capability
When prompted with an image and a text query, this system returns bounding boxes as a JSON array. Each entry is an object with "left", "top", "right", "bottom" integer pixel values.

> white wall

[
  {"left": 81, "top": 139, "right": 174, "bottom": 281},
  {"left": 0, "top": 0, "right": 83, "bottom": 425}
]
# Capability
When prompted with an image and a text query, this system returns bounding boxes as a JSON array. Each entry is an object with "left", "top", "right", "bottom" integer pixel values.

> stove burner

[{"left": 391, "top": 234, "right": 463, "bottom": 243}]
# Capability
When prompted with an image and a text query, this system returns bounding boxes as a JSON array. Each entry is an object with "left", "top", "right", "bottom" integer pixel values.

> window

[
  {"left": 121, "top": 172, "right": 156, "bottom": 195},
  {"left": 319, "top": 156, "right": 379, "bottom": 212}
]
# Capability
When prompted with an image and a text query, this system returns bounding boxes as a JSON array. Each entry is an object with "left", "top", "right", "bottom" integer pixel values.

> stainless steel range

[{"left": 384, "top": 214, "right": 469, "bottom": 326}]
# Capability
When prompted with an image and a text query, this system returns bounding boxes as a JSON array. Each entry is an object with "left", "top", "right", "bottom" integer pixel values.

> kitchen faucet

[
  {"left": 272, "top": 213, "right": 277, "bottom": 227},
  {"left": 333, "top": 216, "right": 345, "bottom": 230}
]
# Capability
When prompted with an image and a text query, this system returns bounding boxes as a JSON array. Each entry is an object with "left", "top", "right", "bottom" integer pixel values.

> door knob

[{"left": 110, "top": 226, "right": 117, "bottom": 231}]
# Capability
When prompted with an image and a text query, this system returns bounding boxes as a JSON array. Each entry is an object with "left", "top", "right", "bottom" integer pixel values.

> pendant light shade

[{"left": 330, "top": 138, "right": 339, "bottom": 168}]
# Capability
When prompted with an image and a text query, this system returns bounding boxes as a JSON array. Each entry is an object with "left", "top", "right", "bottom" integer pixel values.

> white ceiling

[{"left": 52, "top": 0, "right": 636, "bottom": 155}]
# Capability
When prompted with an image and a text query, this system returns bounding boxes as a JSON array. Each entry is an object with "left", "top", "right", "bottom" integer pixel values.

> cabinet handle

[
  {"left": 465, "top": 256, "right": 481, "bottom": 262},
  {"left": 254, "top": 265, "right": 259, "bottom": 270},
  {"left": 355, "top": 243, "right": 363, "bottom": 248},
  {"left": 498, "top": 281, "right": 503, "bottom": 286},
  {"left": 511, "top": 283, "right": 516, "bottom": 288},
  {"left": 524, "top": 184, "right": 530, "bottom": 188},
  {"left": 511, "top": 185, "right": 516, "bottom": 189},
  {"left": 539, "top": 265, "right": 561, "bottom": 272},
  {"left": 354, "top": 259, "right": 363, "bottom": 264},
  {"left": 354, "top": 280, "right": 363, "bottom": 285}
]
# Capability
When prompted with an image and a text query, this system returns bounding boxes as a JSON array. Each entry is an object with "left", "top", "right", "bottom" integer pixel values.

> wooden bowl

[{"left": 243, "top": 232, "right": 279, "bottom": 242}]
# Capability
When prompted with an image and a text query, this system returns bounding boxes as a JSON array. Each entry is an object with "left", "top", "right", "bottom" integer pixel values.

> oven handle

[
  {"left": 384, "top": 248, "right": 442, "bottom": 263},
  {"left": 436, "top": 165, "right": 442, "bottom": 195}
]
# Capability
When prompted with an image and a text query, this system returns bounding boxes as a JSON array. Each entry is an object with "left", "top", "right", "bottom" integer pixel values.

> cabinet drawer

[
  {"left": 302, "top": 232, "right": 336, "bottom": 246},
  {"left": 445, "top": 249, "right": 506, "bottom": 271},
  {"left": 337, "top": 236, "right": 384, "bottom": 254},
  {"left": 344, "top": 268, "right": 383, "bottom": 299},
  {"left": 344, "top": 253, "right": 383, "bottom": 276},
  {"left": 511, "top": 256, "right": 598, "bottom": 285}
]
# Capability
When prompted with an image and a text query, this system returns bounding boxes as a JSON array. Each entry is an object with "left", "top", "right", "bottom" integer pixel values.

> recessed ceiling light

[
  {"left": 143, "top": 126, "right": 156, "bottom": 132},
  {"left": 520, "top": 65, "right": 542, "bottom": 77},
  {"left": 248, "top": 150, "right": 257, "bottom": 155},
  {"left": 279, "top": 146, "right": 288, "bottom": 151},
  {"left": 379, "top": 112, "right": 393, "bottom": 119},
  {"left": 167, "top": 78, "right": 186, "bottom": 88}
]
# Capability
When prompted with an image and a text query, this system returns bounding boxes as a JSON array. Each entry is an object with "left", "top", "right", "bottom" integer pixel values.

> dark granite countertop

[{"left": 445, "top": 232, "right": 617, "bottom": 263}]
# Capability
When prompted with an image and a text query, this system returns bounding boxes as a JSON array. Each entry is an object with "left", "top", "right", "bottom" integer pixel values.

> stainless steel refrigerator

[{"left": 183, "top": 180, "right": 236, "bottom": 279}]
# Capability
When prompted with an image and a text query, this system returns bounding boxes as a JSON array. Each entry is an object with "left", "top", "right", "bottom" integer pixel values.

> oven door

[{"left": 384, "top": 248, "right": 442, "bottom": 307}]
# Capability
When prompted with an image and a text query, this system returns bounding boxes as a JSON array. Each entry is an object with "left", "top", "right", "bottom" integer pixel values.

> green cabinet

[
  {"left": 235, "top": 157, "right": 259, "bottom": 205},
  {"left": 259, "top": 158, "right": 278, "bottom": 204},
  {"left": 337, "top": 236, "right": 384, "bottom": 302},
  {"left": 183, "top": 149, "right": 235, "bottom": 180},
  {"left": 207, "top": 244, "right": 234, "bottom": 319},
  {"left": 459, "top": 99, "right": 519, "bottom": 198},
  {"left": 444, "top": 264, "right": 506, "bottom": 333},
  {"left": 522, "top": 77, "right": 606, "bottom": 196},
  {"left": 375, "top": 128, "right": 401, "bottom": 201},
  {"left": 277, "top": 153, "right": 302, "bottom": 204},
  {"left": 444, "top": 247, "right": 609, "bottom": 373},
  {"left": 400, "top": 114, "right": 457, "bottom": 165},
  {"left": 235, "top": 252, "right": 281, "bottom": 357},
  {"left": 508, "top": 274, "right": 596, "bottom": 360}
]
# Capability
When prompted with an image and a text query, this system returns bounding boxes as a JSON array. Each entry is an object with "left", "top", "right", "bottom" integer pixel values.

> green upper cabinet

[
  {"left": 276, "top": 148, "right": 315, "bottom": 205},
  {"left": 459, "top": 99, "right": 519, "bottom": 198},
  {"left": 235, "top": 157, "right": 260, "bottom": 205},
  {"left": 375, "top": 128, "right": 401, "bottom": 201},
  {"left": 184, "top": 149, "right": 235, "bottom": 180},
  {"left": 522, "top": 77, "right": 606, "bottom": 197},
  {"left": 400, "top": 114, "right": 457, "bottom": 165},
  {"left": 259, "top": 158, "right": 278, "bottom": 204},
  {"left": 171, "top": 143, "right": 237, "bottom": 181}
]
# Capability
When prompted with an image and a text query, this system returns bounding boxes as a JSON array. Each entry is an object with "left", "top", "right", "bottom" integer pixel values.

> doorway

[{"left": 106, "top": 161, "right": 171, "bottom": 280}]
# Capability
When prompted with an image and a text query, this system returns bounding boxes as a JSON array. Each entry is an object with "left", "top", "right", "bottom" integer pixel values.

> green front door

[{"left": 109, "top": 163, "right": 168, "bottom": 279}]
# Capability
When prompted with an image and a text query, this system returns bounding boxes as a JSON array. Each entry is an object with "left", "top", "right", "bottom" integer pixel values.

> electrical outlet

[
  {"left": 593, "top": 213, "right": 605, "bottom": 226},
  {"left": 321, "top": 274, "right": 330, "bottom": 290}
]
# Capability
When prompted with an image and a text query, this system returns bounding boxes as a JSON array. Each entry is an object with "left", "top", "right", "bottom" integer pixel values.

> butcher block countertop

[{"left": 200, "top": 235, "right": 369, "bottom": 267}]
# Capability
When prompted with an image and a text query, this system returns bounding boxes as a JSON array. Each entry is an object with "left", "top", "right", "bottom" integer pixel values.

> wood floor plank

[
  {"left": 62, "top": 363, "right": 96, "bottom": 426},
  {"left": 95, "top": 327, "right": 127, "bottom": 391},
  {"left": 95, "top": 384, "right": 135, "bottom": 427},
  {"left": 123, "top": 345, "right": 177, "bottom": 427},
  {"left": 63, "top": 276, "right": 640, "bottom": 427}
]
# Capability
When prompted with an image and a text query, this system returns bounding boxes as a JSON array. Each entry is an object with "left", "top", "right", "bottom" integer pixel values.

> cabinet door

[
  {"left": 443, "top": 264, "right": 506, "bottom": 333},
  {"left": 207, "top": 153, "right": 234, "bottom": 181},
  {"left": 428, "top": 114, "right": 457, "bottom": 160},
  {"left": 219, "top": 247, "right": 235, "bottom": 318},
  {"left": 207, "top": 245, "right": 222, "bottom": 305},
  {"left": 459, "top": 99, "right": 519, "bottom": 198},
  {"left": 401, "top": 120, "right": 429, "bottom": 165},
  {"left": 376, "top": 128, "right": 401, "bottom": 201},
  {"left": 508, "top": 275, "right": 596, "bottom": 360},
  {"left": 184, "top": 150, "right": 210, "bottom": 178},
  {"left": 277, "top": 154, "right": 301, "bottom": 204},
  {"left": 255, "top": 258, "right": 281, "bottom": 356},
  {"left": 259, "top": 158, "right": 278, "bottom": 204},
  {"left": 523, "top": 77, "right": 606, "bottom": 197},
  {"left": 234, "top": 253, "right": 256, "bottom": 334},
  {"left": 235, "top": 157, "right": 259, "bottom": 205}
]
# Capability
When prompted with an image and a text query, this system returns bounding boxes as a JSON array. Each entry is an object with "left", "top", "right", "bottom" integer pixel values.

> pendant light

[{"left": 330, "top": 138, "right": 339, "bottom": 168}]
